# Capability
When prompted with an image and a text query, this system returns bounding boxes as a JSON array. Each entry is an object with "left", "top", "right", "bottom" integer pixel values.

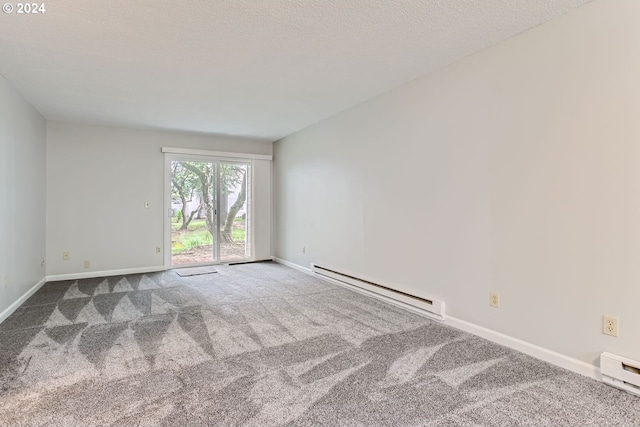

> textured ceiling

[{"left": 0, "top": 0, "right": 590, "bottom": 141}]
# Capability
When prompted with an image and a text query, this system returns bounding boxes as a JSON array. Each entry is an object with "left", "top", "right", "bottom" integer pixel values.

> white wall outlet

[
  {"left": 490, "top": 292, "right": 500, "bottom": 308},
  {"left": 84, "top": 260, "right": 91, "bottom": 269},
  {"left": 156, "top": 246, "right": 161, "bottom": 254},
  {"left": 3, "top": 275, "right": 8, "bottom": 288},
  {"left": 302, "top": 246, "right": 306, "bottom": 254},
  {"left": 145, "top": 201, "right": 150, "bottom": 208},
  {"left": 603, "top": 316, "right": 619, "bottom": 337},
  {"left": 41, "top": 258, "right": 45, "bottom": 268},
  {"left": 63, "top": 251, "right": 70, "bottom": 261}
]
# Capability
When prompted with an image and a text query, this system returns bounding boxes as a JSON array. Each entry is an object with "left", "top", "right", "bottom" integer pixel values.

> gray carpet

[{"left": 0, "top": 262, "right": 638, "bottom": 426}]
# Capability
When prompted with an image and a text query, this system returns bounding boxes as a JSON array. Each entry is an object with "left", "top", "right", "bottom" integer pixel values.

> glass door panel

[
  {"left": 170, "top": 160, "right": 217, "bottom": 265},
  {"left": 219, "top": 162, "right": 250, "bottom": 261}
]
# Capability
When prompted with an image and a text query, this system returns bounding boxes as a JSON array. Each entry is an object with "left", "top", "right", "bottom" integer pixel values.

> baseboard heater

[
  {"left": 310, "top": 263, "right": 445, "bottom": 320},
  {"left": 601, "top": 352, "right": 640, "bottom": 397}
]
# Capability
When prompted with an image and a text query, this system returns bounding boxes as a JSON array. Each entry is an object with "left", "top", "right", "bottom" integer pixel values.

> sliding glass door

[
  {"left": 168, "top": 157, "right": 250, "bottom": 266},
  {"left": 219, "top": 162, "right": 249, "bottom": 262}
]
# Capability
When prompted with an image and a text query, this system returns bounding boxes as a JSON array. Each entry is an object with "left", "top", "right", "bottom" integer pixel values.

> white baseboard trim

[
  {"left": 272, "top": 257, "right": 600, "bottom": 382},
  {"left": 445, "top": 316, "right": 600, "bottom": 381},
  {"left": 46, "top": 266, "right": 166, "bottom": 282},
  {"left": 0, "top": 276, "right": 47, "bottom": 324},
  {"left": 272, "top": 257, "right": 312, "bottom": 274}
]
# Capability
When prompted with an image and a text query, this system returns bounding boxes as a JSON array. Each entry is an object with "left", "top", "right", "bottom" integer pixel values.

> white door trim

[{"left": 161, "top": 147, "right": 272, "bottom": 161}]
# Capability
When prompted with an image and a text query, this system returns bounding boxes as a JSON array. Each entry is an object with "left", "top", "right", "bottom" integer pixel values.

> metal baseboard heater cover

[
  {"left": 601, "top": 352, "right": 640, "bottom": 397},
  {"left": 311, "top": 263, "right": 445, "bottom": 319}
]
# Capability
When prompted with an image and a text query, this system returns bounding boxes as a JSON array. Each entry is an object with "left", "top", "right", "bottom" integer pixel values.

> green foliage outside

[{"left": 171, "top": 218, "right": 245, "bottom": 254}]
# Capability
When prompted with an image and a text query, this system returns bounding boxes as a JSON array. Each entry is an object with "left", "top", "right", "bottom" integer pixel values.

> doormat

[{"left": 174, "top": 266, "right": 218, "bottom": 277}]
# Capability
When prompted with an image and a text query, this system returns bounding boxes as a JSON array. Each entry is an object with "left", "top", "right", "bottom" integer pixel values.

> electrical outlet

[
  {"left": 603, "top": 316, "right": 619, "bottom": 337},
  {"left": 84, "top": 260, "right": 91, "bottom": 269},
  {"left": 63, "top": 252, "right": 70, "bottom": 261},
  {"left": 302, "top": 246, "right": 306, "bottom": 254},
  {"left": 156, "top": 246, "right": 161, "bottom": 254},
  {"left": 3, "top": 276, "right": 8, "bottom": 288},
  {"left": 490, "top": 292, "right": 500, "bottom": 308}
]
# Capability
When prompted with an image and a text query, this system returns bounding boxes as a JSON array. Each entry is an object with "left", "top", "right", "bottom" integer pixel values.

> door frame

[{"left": 163, "top": 153, "right": 251, "bottom": 268}]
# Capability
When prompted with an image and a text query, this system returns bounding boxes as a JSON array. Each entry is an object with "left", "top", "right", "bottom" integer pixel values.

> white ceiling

[{"left": 0, "top": 0, "right": 590, "bottom": 141}]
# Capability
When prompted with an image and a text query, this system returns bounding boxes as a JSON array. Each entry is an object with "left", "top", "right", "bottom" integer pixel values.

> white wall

[
  {"left": 47, "top": 122, "right": 272, "bottom": 276},
  {"left": 0, "top": 75, "right": 47, "bottom": 316},
  {"left": 274, "top": 0, "right": 640, "bottom": 366}
]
